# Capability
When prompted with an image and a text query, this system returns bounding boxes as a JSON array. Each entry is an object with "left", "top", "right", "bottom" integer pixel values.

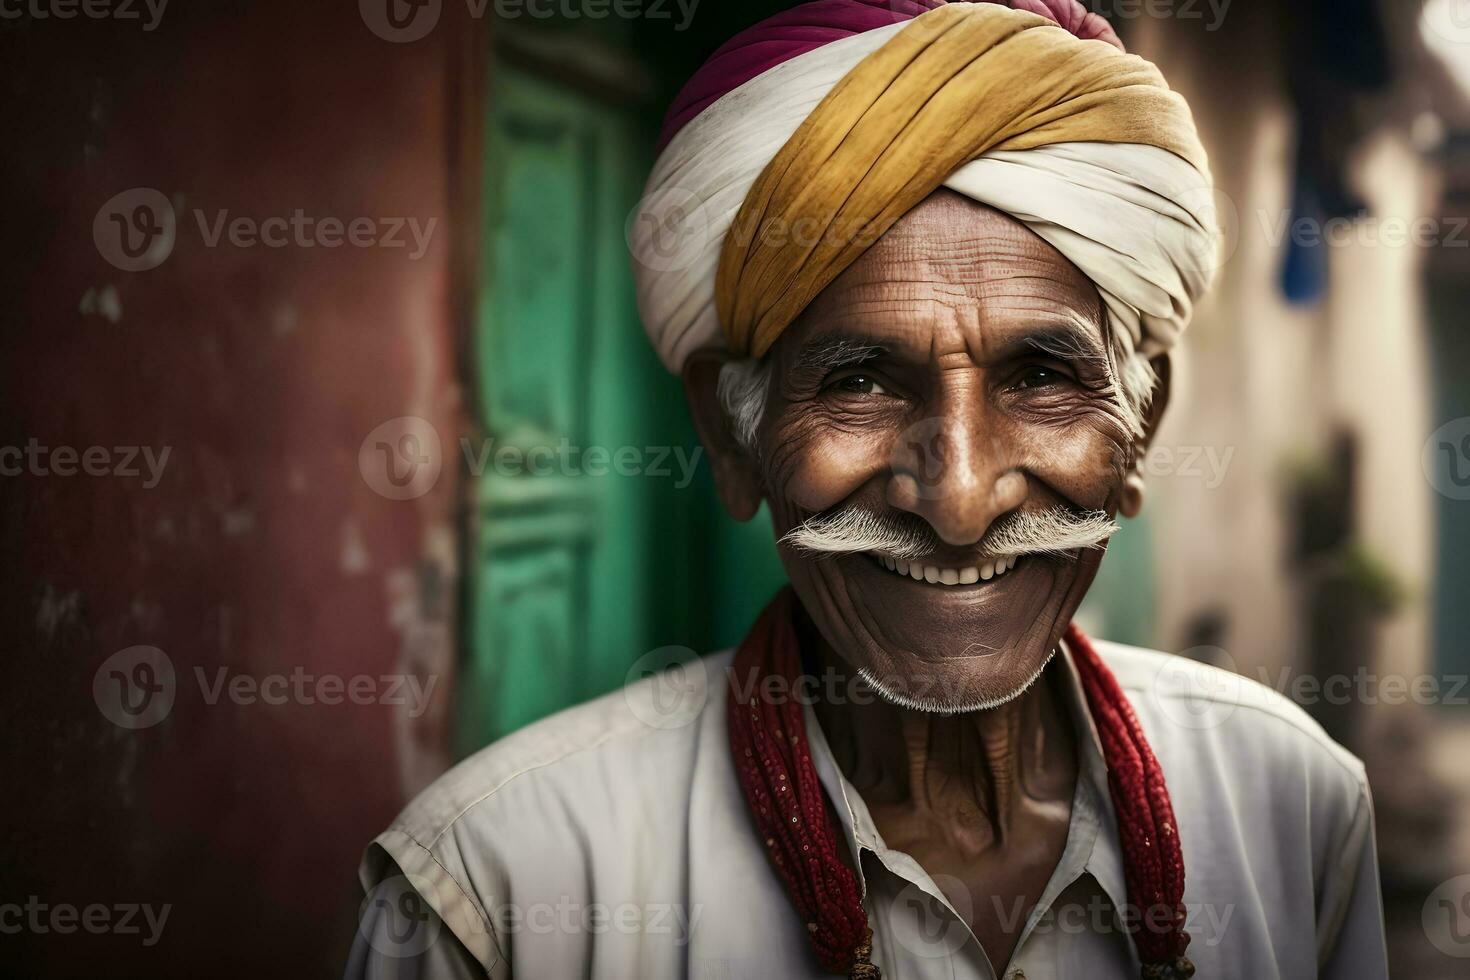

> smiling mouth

[{"left": 866, "top": 551, "right": 1021, "bottom": 586}]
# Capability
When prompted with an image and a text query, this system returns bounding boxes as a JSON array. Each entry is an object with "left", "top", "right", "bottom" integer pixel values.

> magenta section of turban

[{"left": 655, "top": 0, "right": 1124, "bottom": 153}]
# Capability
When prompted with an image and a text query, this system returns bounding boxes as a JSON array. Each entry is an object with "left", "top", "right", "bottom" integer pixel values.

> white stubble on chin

[{"left": 857, "top": 650, "right": 1055, "bottom": 715}]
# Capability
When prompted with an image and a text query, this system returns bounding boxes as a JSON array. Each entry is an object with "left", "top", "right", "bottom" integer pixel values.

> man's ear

[
  {"left": 681, "top": 349, "right": 763, "bottom": 522},
  {"left": 1120, "top": 354, "right": 1172, "bottom": 519}
]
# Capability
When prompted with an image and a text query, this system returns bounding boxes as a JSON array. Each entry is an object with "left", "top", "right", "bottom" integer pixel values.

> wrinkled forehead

[{"left": 774, "top": 191, "right": 1108, "bottom": 368}]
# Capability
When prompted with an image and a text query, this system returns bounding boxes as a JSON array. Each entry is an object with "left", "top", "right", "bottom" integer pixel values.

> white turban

[{"left": 629, "top": 7, "right": 1220, "bottom": 373}]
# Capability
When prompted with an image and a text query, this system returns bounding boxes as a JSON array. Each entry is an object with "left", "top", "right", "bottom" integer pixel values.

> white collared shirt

[{"left": 347, "top": 639, "right": 1387, "bottom": 979}]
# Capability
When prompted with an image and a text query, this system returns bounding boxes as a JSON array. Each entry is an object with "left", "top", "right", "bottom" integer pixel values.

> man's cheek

[
  {"left": 764, "top": 422, "right": 890, "bottom": 516},
  {"left": 1019, "top": 421, "right": 1129, "bottom": 509}
]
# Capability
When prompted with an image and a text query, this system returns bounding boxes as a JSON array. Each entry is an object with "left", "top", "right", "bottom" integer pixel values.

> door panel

[{"left": 459, "top": 67, "right": 601, "bottom": 750}]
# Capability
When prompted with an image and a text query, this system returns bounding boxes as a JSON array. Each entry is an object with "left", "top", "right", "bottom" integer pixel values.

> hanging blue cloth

[{"left": 1280, "top": 176, "right": 1327, "bottom": 306}]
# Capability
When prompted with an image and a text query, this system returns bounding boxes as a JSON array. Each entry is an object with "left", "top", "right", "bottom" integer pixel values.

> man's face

[{"left": 727, "top": 191, "right": 1152, "bottom": 711}]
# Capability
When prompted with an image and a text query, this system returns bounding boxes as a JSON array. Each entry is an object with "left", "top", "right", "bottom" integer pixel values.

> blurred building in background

[{"left": 2, "top": 0, "right": 1468, "bottom": 975}]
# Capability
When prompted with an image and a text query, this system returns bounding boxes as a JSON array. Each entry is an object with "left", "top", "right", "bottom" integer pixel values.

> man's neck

[{"left": 809, "top": 642, "right": 1079, "bottom": 851}]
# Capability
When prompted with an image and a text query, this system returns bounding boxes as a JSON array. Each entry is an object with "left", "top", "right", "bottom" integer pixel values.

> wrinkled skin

[{"left": 683, "top": 189, "right": 1168, "bottom": 970}]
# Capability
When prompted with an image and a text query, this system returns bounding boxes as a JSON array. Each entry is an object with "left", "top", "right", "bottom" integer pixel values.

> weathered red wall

[{"left": 0, "top": 4, "right": 470, "bottom": 974}]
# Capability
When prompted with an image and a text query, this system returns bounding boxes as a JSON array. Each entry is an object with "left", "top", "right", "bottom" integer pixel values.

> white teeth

[{"left": 870, "top": 553, "right": 1019, "bottom": 586}]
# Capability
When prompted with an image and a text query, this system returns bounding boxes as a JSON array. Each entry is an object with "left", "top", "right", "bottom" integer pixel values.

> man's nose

[{"left": 886, "top": 415, "right": 1027, "bottom": 546}]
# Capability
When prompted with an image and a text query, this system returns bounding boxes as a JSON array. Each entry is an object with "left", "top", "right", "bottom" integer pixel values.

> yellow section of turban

[{"left": 714, "top": 1, "right": 1210, "bottom": 359}]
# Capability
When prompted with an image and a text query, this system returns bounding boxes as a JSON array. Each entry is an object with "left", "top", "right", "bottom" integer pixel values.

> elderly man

[{"left": 348, "top": 2, "right": 1387, "bottom": 978}]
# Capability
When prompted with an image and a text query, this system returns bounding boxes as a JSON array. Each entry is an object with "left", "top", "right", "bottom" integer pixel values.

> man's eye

[
  {"left": 1016, "top": 365, "right": 1065, "bottom": 389},
  {"left": 831, "top": 373, "right": 887, "bottom": 396}
]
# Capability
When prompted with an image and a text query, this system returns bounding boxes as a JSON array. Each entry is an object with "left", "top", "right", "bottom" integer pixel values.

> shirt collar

[{"left": 801, "top": 640, "right": 1130, "bottom": 914}]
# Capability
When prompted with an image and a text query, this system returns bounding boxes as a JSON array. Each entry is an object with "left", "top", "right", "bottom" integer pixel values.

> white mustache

[{"left": 780, "top": 507, "right": 1119, "bottom": 561}]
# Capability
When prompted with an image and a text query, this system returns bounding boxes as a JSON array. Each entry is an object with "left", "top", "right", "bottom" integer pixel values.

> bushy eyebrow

[
  {"left": 794, "top": 334, "right": 888, "bottom": 372},
  {"left": 1014, "top": 321, "right": 1110, "bottom": 370},
  {"left": 797, "top": 321, "right": 1107, "bottom": 371}
]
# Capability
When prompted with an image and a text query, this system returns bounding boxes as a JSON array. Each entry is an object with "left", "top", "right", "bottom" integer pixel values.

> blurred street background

[{"left": 2, "top": 0, "right": 1469, "bottom": 975}]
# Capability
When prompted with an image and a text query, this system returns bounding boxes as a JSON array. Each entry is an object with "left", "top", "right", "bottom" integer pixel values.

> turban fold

[{"left": 631, "top": 0, "right": 1219, "bottom": 373}]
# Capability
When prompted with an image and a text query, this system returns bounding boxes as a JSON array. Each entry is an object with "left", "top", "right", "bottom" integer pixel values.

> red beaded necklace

[{"left": 727, "top": 588, "right": 1194, "bottom": 979}]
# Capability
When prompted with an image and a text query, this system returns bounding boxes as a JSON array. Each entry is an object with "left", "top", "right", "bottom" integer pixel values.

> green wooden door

[{"left": 458, "top": 63, "right": 690, "bottom": 753}]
